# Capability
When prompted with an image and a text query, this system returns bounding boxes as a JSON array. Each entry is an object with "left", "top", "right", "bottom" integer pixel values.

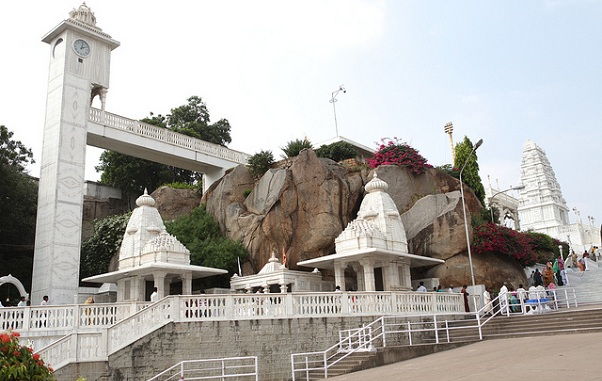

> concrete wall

[
  {"left": 105, "top": 316, "right": 379, "bottom": 381},
  {"left": 53, "top": 314, "right": 465, "bottom": 381}
]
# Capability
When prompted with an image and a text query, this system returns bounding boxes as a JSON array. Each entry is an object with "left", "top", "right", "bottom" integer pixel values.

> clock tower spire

[{"left": 31, "top": 4, "right": 120, "bottom": 304}]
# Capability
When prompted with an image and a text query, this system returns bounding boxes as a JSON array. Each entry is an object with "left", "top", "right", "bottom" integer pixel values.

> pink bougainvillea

[
  {"left": 472, "top": 223, "right": 537, "bottom": 266},
  {"left": 367, "top": 138, "right": 432, "bottom": 175}
]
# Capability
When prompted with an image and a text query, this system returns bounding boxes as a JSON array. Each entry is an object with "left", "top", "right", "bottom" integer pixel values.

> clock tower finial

[{"left": 69, "top": 3, "right": 97, "bottom": 26}]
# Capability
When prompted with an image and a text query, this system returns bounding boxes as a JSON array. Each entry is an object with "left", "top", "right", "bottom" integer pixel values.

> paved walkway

[{"left": 329, "top": 332, "right": 602, "bottom": 381}]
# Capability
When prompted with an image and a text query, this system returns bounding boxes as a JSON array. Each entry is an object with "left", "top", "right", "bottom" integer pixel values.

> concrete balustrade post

[
  {"left": 284, "top": 293, "right": 294, "bottom": 316},
  {"left": 23, "top": 307, "right": 31, "bottom": 333},
  {"left": 341, "top": 292, "right": 350, "bottom": 315}
]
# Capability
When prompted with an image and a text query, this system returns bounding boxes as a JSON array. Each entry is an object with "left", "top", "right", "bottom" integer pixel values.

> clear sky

[{"left": 1, "top": 1, "right": 600, "bottom": 223}]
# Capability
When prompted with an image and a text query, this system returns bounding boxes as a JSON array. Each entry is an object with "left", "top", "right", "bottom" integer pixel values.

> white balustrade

[
  {"left": 26, "top": 292, "right": 462, "bottom": 372},
  {"left": 37, "top": 332, "right": 105, "bottom": 371},
  {"left": 107, "top": 298, "right": 175, "bottom": 353},
  {"left": 0, "top": 302, "right": 149, "bottom": 335},
  {"left": 89, "top": 108, "right": 250, "bottom": 164}
]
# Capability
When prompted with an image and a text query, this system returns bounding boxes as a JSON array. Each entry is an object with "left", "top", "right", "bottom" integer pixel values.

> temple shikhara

[{"left": 518, "top": 140, "right": 601, "bottom": 252}]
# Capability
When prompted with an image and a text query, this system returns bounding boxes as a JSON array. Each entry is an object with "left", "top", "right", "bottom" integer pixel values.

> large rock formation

[
  {"left": 202, "top": 149, "right": 526, "bottom": 288},
  {"left": 151, "top": 186, "right": 202, "bottom": 221}
]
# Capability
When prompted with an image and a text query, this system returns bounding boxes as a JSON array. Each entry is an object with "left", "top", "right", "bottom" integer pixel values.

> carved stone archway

[{"left": 0, "top": 274, "right": 29, "bottom": 299}]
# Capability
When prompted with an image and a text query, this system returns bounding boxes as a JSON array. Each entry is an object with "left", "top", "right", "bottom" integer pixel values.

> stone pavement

[{"left": 328, "top": 332, "right": 602, "bottom": 381}]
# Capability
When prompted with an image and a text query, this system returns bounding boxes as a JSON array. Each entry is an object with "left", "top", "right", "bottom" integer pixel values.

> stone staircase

[
  {"left": 443, "top": 307, "right": 602, "bottom": 342},
  {"left": 307, "top": 306, "right": 602, "bottom": 380},
  {"left": 562, "top": 258, "right": 602, "bottom": 304}
]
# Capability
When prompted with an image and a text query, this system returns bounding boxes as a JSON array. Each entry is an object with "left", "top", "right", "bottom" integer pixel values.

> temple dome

[
  {"left": 258, "top": 252, "right": 285, "bottom": 274},
  {"left": 136, "top": 189, "right": 156, "bottom": 207},
  {"left": 69, "top": 3, "right": 97, "bottom": 26},
  {"left": 142, "top": 230, "right": 190, "bottom": 255},
  {"left": 365, "top": 173, "right": 388, "bottom": 193},
  {"left": 336, "top": 218, "right": 385, "bottom": 241}
]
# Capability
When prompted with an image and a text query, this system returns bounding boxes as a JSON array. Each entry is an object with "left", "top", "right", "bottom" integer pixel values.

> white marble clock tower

[{"left": 31, "top": 4, "right": 120, "bottom": 304}]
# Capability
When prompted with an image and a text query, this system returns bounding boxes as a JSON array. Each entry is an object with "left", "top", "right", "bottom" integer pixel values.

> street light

[
  {"left": 329, "top": 85, "right": 346, "bottom": 137},
  {"left": 459, "top": 138, "right": 483, "bottom": 288},
  {"left": 489, "top": 185, "right": 526, "bottom": 223}
]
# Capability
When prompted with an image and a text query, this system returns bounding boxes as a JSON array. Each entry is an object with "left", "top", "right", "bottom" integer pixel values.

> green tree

[
  {"left": 247, "top": 150, "right": 274, "bottom": 178},
  {"left": 166, "top": 205, "right": 248, "bottom": 288},
  {"left": 0, "top": 125, "right": 34, "bottom": 171},
  {"left": 96, "top": 96, "right": 230, "bottom": 198},
  {"left": 80, "top": 212, "right": 131, "bottom": 280},
  {"left": 168, "top": 96, "right": 232, "bottom": 146},
  {"left": 315, "top": 141, "right": 357, "bottom": 162},
  {"left": 0, "top": 126, "right": 37, "bottom": 301},
  {"left": 454, "top": 136, "right": 486, "bottom": 205},
  {"left": 282, "top": 138, "right": 312, "bottom": 158}
]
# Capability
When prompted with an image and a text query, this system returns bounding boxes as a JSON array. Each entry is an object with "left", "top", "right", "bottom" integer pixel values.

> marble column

[
  {"left": 334, "top": 261, "right": 346, "bottom": 291},
  {"left": 153, "top": 272, "right": 167, "bottom": 299},
  {"left": 131, "top": 276, "right": 145, "bottom": 301},
  {"left": 351, "top": 263, "right": 364, "bottom": 291},
  {"left": 359, "top": 258, "right": 376, "bottom": 291},
  {"left": 400, "top": 262, "right": 412, "bottom": 290},
  {"left": 116, "top": 279, "right": 126, "bottom": 302},
  {"left": 280, "top": 283, "right": 288, "bottom": 293},
  {"left": 182, "top": 272, "right": 192, "bottom": 296},
  {"left": 384, "top": 262, "right": 401, "bottom": 290}
]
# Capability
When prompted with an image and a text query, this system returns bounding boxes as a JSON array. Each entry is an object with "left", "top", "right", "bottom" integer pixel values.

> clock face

[{"left": 73, "top": 39, "right": 91, "bottom": 57}]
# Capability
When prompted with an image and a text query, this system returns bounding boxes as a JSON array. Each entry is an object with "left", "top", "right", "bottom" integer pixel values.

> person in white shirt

[
  {"left": 150, "top": 287, "right": 159, "bottom": 302},
  {"left": 40, "top": 295, "right": 49, "bottom": 305},
  {"left": 416, "top": 281, "right": 427, "bottom": 292},
  {"left": 17, "top": 297, "right": 27, "bottom": 307},
  {"left": 499, "top": 283, "right": 509, "bottom": 314}
]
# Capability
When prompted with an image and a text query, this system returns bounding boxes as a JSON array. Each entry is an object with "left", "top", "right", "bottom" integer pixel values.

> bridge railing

[{"left": 89, "top": 108, "right": 250, "bottom": 164}]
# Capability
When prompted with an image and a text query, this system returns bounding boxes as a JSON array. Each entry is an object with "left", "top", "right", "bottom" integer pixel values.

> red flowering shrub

[
  {"left": 367, "top": 138, "right": 432, "bottom": 175},
  {"left": 472, "top": 223, "right": 537, "bottom": 266},
  {"left": 0, "top": 331, "right": 54, "bottom": 380}
]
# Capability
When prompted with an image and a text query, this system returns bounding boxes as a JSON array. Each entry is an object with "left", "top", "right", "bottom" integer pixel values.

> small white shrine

[
  {"left": 83, "top": 190, "right": 227, "bottom": 301},
  {"left": 298, "top": 173, "right": 444, "bottom": 291},
  {"left": 230, "top": 252, "right": 333, "bottom": 293}
]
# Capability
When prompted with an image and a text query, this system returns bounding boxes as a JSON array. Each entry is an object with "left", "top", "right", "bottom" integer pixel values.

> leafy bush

[
  {"left": 0, "top": 331, "right": 54, "bottom": 380},
  {"left": 80, "top": 212, "right": 131, "bottom": 279},
  {"left": 472, "top": 223, "right": 536, "bottom": 266},
  {"left": 161, "top": 182, "right": 199, "bottom": 190},
  {"left": 527, "top": 232, "right": 569, "bottom": 264},
  {"left": 282, "top": 138, "right": 312, "bottom": 158},
  {"left": 247, "top": 150, "right": 274, "bottom": 178},
  {"left": 436, "top": 164, "right": 459, "bottom": 179},
  {"left": 315, "top": 141, "right": 357, "bottom": 162},
  {"left": 367, "top": 138, "right": 432, "bottom": 175},
  {"left": 166, "top": 205, "right": 248, "bottom": 287}
]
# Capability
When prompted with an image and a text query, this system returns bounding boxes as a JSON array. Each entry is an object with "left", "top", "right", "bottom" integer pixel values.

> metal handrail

[{"left": 147, "top": 356, "right": 259, "bottom": 381}]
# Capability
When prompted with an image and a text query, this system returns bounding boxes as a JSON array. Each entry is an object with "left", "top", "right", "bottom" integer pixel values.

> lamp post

[
  {"left": 444, "top": 122, "right": 455, "bottom": 164},
  {"left": 459, "top": 138, "right": 483, "bottom": 288},
  {"left": 489, "top": 185, "right": 525, "bottom": 224},
  {"left": 329, "top": 85, "right": 346, "bottom": 137}
]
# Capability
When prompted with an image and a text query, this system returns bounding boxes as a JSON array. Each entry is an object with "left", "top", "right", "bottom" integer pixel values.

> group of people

[
  {"left": 0, "top": 295, "right": 49, "bottom": 307},
  {"left": 569, "top": 247, "right": 600, "bottom": 271},
  {"left": 415, "top": 281, "right": 456, "bottom": 293},
  {"left": 528, "top": 260, "right": 566, "bottom": 289}
]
